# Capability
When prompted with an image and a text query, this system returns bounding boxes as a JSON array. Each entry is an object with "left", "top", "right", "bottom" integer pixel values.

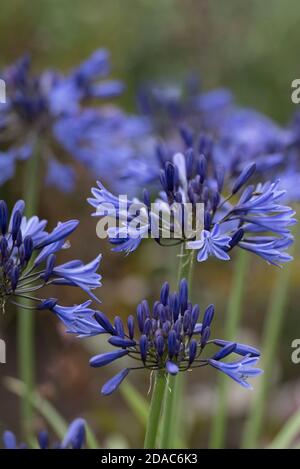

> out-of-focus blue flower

[
  {"left": 0, "top": 51, "right": 149, "bottom": 193},
  {"left": 88, "top": 279, "right": 262, "bottom": 395},
  {"left": 0, "top": 199, "right": 102, "bottom": 314},
  {"left": 54, "top": 107, "right": 153, "bottom": 192},
  {"left": 3, "top": 418, "right": 86, "bottom": 449}
]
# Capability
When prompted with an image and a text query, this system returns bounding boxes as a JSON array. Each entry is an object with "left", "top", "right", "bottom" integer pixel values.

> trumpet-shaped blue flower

[{"left": 88, "top": 279, "right": 262, "bottom": 395}]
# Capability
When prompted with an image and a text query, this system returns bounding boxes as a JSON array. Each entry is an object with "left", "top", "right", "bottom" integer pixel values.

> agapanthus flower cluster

[
  {"left": 89, "top": 279, "right": 262, "bottom": 395},
  {"left": 3, "top": 418, "right": 86, "bottom": 449},
  {"left": 0, "top": 50, "right": 149, "bottom": 192},
  {"left": 0, "top": 199, "right": 102, "bottom": 318},
  {"left": 88, "top": 137, "right": 296, "bottom": 266}
]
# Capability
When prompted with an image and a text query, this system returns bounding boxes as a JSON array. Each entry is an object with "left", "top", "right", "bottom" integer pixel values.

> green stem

[
  {"left": 159, "top": 244, "right": 195, "bottom": 449},
  {"left": 209, "top": 249, "right": 249, "bottom": 448},
  {"left": 242, "top": 260, "right": 293, "bottom": 448},
  {"left": 144, "top": 371, "right": 166, "bottom": 449},
  {"left": 18, "top": 145, "right": 40, "bottom": 438}
]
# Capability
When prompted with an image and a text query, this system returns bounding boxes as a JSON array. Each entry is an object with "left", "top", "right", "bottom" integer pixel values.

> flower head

[
  {"left": 89, "top": 279, "right": 262, "bottom": 395},
  {"left": 0, "top": 199, "right": 102, "bottom": 313},
  {"left": 89, "top": 143, "right": 296, "bottom": 266}
]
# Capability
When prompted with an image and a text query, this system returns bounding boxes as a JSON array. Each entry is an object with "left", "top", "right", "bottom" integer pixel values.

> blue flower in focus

[
  {"left": 89, "top": 148, "right": 296, "bottom": 266},
  {"left": 0, "top": 199, "right": 102, "bottom": 313},
  {"left": 3, "top": 418, "right": 86, "bottom": 449},
  {"left": 88, "top": 279, "right": 262, "bottom": 395}
]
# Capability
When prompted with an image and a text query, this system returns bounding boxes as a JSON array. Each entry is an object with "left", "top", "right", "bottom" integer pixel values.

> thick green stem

[
  {"left": 242, "top": 261, "right": 293, "bottom": 448},
  {"left": 144, "top": 371, "right": 166, "bottom": 449},
  {"left": 159, "top": 245, "right": 195, "bottom": 449},
  {"left": 18, "top": 145, "right": 40, "bottom": 437},
  {"left": 209, "top": 249, "right": 249, "bottom": 448}
]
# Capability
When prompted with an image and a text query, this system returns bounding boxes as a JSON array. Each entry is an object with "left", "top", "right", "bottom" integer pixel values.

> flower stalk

[
  {"left": 144, "top": 370, "right": 166, "bottom": 449},
  {"left": 18, "top": 143, "right": 40, "bottom": 437}
]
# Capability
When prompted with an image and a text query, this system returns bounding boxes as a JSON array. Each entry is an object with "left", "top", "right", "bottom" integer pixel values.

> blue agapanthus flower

[
  {"left": 0, "top": 50, "right": 147, "bottom": 192},
  {"left": 89, "top": 144, "right": 296, "bottom": 266},
  {"left": 88, "top": 279, "right": 262, "bottom": 395},
  {"left": 0, "top": 199, "right": 102, "bottom": 314},
  {"left": 3, "top": 418, "right": 86, "bottom": 449}
]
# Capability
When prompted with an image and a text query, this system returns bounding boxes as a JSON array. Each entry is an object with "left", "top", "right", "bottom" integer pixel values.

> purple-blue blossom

[
  {"left": 0, "top": 199, "right": 102, "bottom": 314},
  {"left": 88, "top": 279, "right": 262, "bottom": 395}
]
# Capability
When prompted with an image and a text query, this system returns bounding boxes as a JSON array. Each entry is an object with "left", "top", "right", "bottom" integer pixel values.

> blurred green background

[{"left": 0, "top": 0, "right": 300, "bottom": 448}]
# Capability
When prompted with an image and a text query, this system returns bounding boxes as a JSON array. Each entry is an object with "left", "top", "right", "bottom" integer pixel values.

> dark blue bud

[
  {"left": 15, "top": 229, "right": 22, "bottom": 247},
  {"left": 156, "top": 144, "right": 167, "bottom": 167},
  {"left": 188, "top": 185, "right": 197, "bottom": 205},
  {"left": 23, "top": 235, "right": 33, "bottom": 262},
  {"left": 160, "top": 281, "right": 170, "bottom": 306},
  {"left": 144, "top": 318, "right": 152, "bottom": 336},
  {"left": 0, "top": 237, "right": 8, "bottom": 258},
  {"left": 172, "top": 293, "right": 180, "bottom": 322},
  {"left": 153, "top": 301, "right": 160, "bottom": 319},
  {"left": 166, "top": 360, "right": 179, "bottom": 375},
  {"left": 137, "top": 303, "right": 145, "bottom": 333},
  {"left": 11, "top": 210, "right": 22, "bottom": 242},
  {"left": 10, "top": 266, "right": 19, "bottom": 291},
  {"left": 180, "top": 126, "right": 193, "bottom": 147},
  {"left": 155, "top": 335, "right": 165, "bottom": 357},
  {"left": 211, "top": 191, "right": 220, "bottom": 211},
  {"left": 191, "top": 304, "right": 200, "bottom": 329},
  {"left": 127, "top": 315, "right": 135, "bottom": 340},
  {"left": 162, "top": 320, "right": 171, "bottom": 336},
  {"left": 197, "top": 155, "right": 207, "bottom": 184},
  {"left": 203, "top": 304, "right": 214, "bottom": 330},
  {"left": 215, "top": 167, "right": 225, "bottom": 192},
  {"left": 90, "top": 350, "right": 128, "bottom": 367},
  {"left": 108, "top": 336, "right": 136, "bottom": 348},
  {"left": 202, "top": 186, "right": 209, "bottom": 203},
  {"left": 173, "top": 165, "right": 179, "bottom": 190},
  {"left": 201, "top": 326, "right": 210, "bottom": 348},
  {"left": 211, "top": 342, "right": 236, "bottom": 360},
  {"left": 143, "top": 188, "right": 151, "bottom": 208},
  {"left": 141, "top": 299, "right": 150, "bottom": 318},
  {"left": 168, "top": 330, "right": 177, "bottom": 358},
  {"left": 94, "top": 312, "right": 116, "bottom": 335},
  {"left": 0, "top": 201, "right": 8, "bottom": 235},
  {"left": 174, "top": 318, "right": 182, "bottom": 337},
  {"left": 158, "top": 304, "right": 167, "bottom": 323},
  {"left": 213, "top": 339, "right": 260, "bottom": 357},
  {"left": 165, "top": 162, "right": 175, "bottom": 192},
  {"left": 139, "top": 335, "right": 148, "bottom": 362},
  {"left": 179, "top": 279, "right": 188, "bottom": 314},
  {"left": 186, "top": 148, "right": 194, "bottom": 179},
  {"left": 183, "top": 310, "right": 191, "bottom": 334},
  {"left": 37, "top": 298, "right": 58, "bottom": 310},
  {"left": 189, "top": 339, "right": 198, "bottom": 365},
  {"left": 204, "top": 211, "right": 211, "bottom": 231},
  {"left": 18, "top": 245, "right": 25, "bottom": 266},
  {"left": 228, "top": 228, "right": 244, "bottom": 249},
  {"left": 42, "top": 253, "right": 56, "bottom": 282},
  {"left": 101, "top": 369, "right": 129, "bottom": 396},
  {"left": 232, "top": 163, "right": 256, "bottom": 194},
  {"left": 114, "top": 316, "right": 125, "bottom": 338}
]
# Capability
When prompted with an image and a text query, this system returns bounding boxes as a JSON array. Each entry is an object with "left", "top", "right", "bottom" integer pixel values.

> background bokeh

[{"left": 0, "top": 0, "right": 299, "bottom": 448}]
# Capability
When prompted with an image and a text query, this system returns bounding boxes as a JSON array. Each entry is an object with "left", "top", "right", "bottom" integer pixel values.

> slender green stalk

[
  {"left": 18, "top": 144, "right": 40, "bottom": 437},
  {"left": 144, "top": 371, "right": 166, "bottom": 449},
  {"left": 159, "top": 245, "right": 195, "bottom": 449},
  {"left": 209, "top": 249, "right": 249, "bottom": 448},
  {"left": 242, "top": 260, "right": 293, "bottom": 448}
]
